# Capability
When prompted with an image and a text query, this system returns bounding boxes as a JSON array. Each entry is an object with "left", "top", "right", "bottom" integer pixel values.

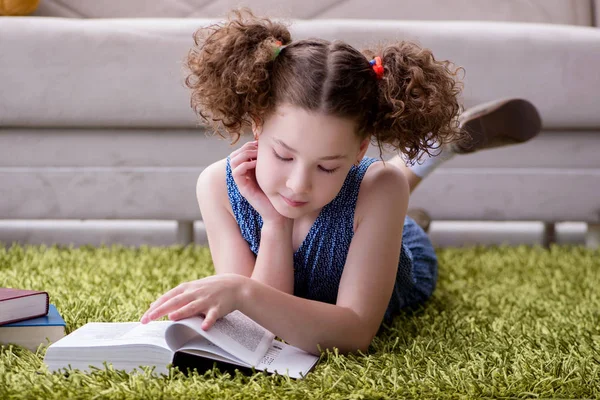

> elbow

[
  {"left": 351, "top": 334, "right": 374, "bottom": 354},
  {"left": 329, "top": 336, "right": 371, "bottom": 356},
  {"left": 356, "top": 339, "right": 372, "bottom": 354},
  {"left": 333, "top": 315, "right": 376, "bottom": 355},
  {"left": 308, "top": 328, "right": 372, "bottom": 356},
  {"left": 345, "top": 312, "right": 377, "bottom": 354},
  {"left": 303, "top": 309, "right": 377, "bottom": 356}
]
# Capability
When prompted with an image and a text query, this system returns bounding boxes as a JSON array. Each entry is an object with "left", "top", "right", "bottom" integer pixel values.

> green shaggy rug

[{"left": 0, "top": 244, "right": 599, "bottom": 399}]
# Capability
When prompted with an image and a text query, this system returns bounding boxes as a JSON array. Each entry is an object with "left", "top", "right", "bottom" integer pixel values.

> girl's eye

[
  {"left": 273, "top": 149, "right": 338, "bottom": 174},
  {"left": 273, "top": 150, "right": 292, "bottom": 162},
  {"left": 319, "top": 166, "right": 339, "bottom": 174}
]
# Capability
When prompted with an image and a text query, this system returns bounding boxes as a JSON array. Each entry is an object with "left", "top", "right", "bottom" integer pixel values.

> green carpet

[{"left": 1, "top": 244, "right": 599, "bottom": 399}]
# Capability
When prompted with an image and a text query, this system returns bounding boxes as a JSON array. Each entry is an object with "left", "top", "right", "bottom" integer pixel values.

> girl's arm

[
  {"left": 252, "top": 219, "right": 294, "bottom": 294},
  {"left": 196, "top": 159, "right": 257, "bottom": 278},
  {"left": 237, "top": 163, "right": 409, "bottom": 354},
  {"left": 148, "top": 162, "right": 407, "bottom": 354},
  {"left": 197, "top": 159, "right": 295, "bottom": 294}
]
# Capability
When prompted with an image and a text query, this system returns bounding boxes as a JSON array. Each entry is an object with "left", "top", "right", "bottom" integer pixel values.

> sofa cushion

[
  {"left": 1, "top": 17, "right": 599, "bottom": 129},
  {"left": 30, "top": 0, "right": 595, "bottom": 27},
  {"left": 314, "top": 0, "right": 594, "bottom": 26}
]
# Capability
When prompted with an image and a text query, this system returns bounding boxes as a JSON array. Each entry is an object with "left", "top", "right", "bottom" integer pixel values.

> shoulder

[
  {"left": 196, "top": 158, "right": 227, "bottom": 196},
  {"left": 354, "top": 161, "right": 409, "bottom": 229},
  {"left": 197, "top": 158, "right": 227, "bottom": 186},
  {"left": 361, "top": 160, "right": 408, "bottom": 192},
  {"left": 196, "top": 158, "right": 232, "bottom": 215}
]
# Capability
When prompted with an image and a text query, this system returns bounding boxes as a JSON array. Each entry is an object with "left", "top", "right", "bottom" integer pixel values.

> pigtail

[
  {"left": 185, "top": 8, "right": 291, "bottom": 143},
  {"left": 364, "top": 42, "right": 465, "bottom": 162}
]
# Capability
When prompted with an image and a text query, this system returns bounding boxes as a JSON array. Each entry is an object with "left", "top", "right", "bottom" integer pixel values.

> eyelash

[{"left": 272, "top": 150, "right": 339, "bottom": 174}]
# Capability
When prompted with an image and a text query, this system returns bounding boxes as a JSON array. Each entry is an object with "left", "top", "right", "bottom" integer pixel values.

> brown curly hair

[{"left": 185, "top": 8, "right": 466, "bottom": 162}]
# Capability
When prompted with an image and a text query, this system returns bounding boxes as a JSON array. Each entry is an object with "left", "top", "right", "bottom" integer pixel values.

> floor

[{"left": 0, "top": 220, "right": 588, "bottom": 248}]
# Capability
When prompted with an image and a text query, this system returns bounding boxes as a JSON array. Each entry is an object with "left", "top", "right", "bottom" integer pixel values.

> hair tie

[
  {"left": 370, "top": 56, "right": 384, "bottom": 80},
  {"left": 272, "top": 40, "right": 283, "bottom": 60}
]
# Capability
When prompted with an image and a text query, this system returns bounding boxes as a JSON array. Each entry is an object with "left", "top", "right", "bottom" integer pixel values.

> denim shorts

[{"left": 383, "top": 216, "right": 439, "bottom": 323}]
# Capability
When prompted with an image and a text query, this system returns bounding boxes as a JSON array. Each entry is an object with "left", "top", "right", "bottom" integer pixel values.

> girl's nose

[{"left": 286, "top": 168, "right": 311, "bottom": 195}]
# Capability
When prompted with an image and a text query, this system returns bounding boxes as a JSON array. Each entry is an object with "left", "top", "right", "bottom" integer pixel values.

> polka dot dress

[{"left": 225, "top": 157, "right": 438, "bottom": 324}]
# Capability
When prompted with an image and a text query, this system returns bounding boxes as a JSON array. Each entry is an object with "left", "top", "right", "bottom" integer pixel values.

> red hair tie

[
  {"left": 272, "top": 40, "right": 283, "bottom": 60},
  {"left": 369, "top": 56, "right": 384, "bottom": 80}
]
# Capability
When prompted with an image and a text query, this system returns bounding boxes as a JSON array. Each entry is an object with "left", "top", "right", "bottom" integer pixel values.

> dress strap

[{"left": 327, "top": 157, "right": 378, "bottom": 210}]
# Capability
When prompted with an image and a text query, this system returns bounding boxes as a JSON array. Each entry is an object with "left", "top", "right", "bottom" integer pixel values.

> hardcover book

[
  {"left": 0, "top": 304, "right": 66, "bottom": 351},
  {"left": 44, "top": 310, "right": 318, "bottom": 378},
  {"left": 0, "top": 287, "right": 49, "bottom": 326}
]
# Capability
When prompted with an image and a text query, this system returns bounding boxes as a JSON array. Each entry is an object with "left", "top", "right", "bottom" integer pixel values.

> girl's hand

[
  {"left": 229, "top": 140, "right": 287, "bottom": 225},
  {"left": 140, "top": 274, "right": 248, "bottom": 330}
]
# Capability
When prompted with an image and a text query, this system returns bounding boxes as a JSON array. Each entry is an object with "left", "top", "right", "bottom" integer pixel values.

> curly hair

[{"left": 185, "top": 8, "right": 466, "bottom": 162}]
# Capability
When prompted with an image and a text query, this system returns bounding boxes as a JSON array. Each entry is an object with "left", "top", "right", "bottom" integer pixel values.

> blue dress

[{"left": 226, "top": 156, "right": 438, "bottom": 324}]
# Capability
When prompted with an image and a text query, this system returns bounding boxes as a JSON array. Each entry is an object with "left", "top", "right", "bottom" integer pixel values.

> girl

[{"left": 141, "top": 9, "right": 541, "bottom": 355}]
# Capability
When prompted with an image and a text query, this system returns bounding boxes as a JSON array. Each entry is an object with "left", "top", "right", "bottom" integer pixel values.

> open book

[{"left": 44, "top": 310, "right": 318, "bottom": 379}]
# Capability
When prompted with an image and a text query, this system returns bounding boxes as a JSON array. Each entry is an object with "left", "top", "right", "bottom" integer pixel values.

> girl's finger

[
  {"left": 229, "top": 148, "right": 257, "bottom": 170},
  {"left": 144, "top": 284, "right": 187, "bottom": 314},
  {"left": 145, "top": 291, "right": 195, "bottom": 322},
  {"left": 228, "top": 141, "right": 257, "bottom": 161},
  {"left": 202, "top": 308, "right": 220, "bottom": 331},
  {"left": 231, "top": 159, "right": 257, "bottom": 181},
  {"left": 232, "top": 161, "right": 259, "bottom": 194},
  {"left": 141, "top": 286, "right": 187, "bottom": 323},
  {"left": 168, "top": 298, "right": 206, "bottom": 321},
  {"left": 230, "top": 140, "right": 257, "bottom": 157}
]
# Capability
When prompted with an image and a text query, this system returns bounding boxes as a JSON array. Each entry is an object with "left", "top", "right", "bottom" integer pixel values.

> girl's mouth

[{"left": 281, "top": 195, "right": 308, "bottom": 207}]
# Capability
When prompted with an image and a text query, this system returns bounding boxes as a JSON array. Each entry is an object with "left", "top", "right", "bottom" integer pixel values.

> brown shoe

[
  {"left": 452, "top": 98, "right": 542, "bottom": 154},
  {"left": 407, "top": 208, "right": 431, "bottom": 233}
]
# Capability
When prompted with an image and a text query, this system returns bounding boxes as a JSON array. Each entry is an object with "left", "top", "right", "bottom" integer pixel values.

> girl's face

[{"left": 253, "top": 103, "right": 369, "bottom": 220}]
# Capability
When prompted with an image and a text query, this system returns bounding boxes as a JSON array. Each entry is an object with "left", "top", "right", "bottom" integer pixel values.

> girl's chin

[{"left": 272, "top": 204, "right": 300, "bottom": 219}]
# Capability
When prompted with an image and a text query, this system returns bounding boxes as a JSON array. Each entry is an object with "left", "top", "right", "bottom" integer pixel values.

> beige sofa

[{"left": 1, "top": 0, "right": 600, "bottom": 247}]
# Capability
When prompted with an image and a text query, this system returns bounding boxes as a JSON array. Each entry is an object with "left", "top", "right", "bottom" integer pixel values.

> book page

[
  {"left": 254, "top": 339, "right": 319, "bottom": 379},
  {"left": 120, "top": 322, "right": 172, "bottom": 349},
  {"left": 48, "top": 322, "right": 172, "bottom": 350},
  {"left": 44, "top": 322, "right": 175, "bottom": 374},
  {"left": 165, "top": 311, "right": 274, "bottom": 366}
]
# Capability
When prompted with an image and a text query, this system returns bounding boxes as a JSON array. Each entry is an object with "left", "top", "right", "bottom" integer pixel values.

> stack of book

[{"left": 0, "top": 288, "right": 66, "bottom": 351}]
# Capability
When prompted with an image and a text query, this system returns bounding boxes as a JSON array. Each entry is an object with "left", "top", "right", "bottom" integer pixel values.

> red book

[{"left": 0, "top": 288, "right": 49, "bottom": 326}]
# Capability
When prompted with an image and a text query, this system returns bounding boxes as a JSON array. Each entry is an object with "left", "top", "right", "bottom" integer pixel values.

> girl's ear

[
  {"left": 251, "top": 116, "right": 263, "bottom": 140},
  {"left": 357, "top": 137, "right": 370, "bottom": 159}
]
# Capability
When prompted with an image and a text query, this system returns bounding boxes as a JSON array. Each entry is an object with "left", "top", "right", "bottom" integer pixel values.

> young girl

[{"left": 141, "top": 9, "right": 541, "bottom": 355}]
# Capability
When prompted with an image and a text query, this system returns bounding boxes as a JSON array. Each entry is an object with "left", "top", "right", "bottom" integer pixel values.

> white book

[{"left": 44, "top": 310, "right": 318, "bottom": 379}]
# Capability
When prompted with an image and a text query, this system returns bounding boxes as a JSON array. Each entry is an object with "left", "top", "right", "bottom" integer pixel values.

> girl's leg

[
  {"left": 390, "top": 98, "right": 541, "bottom": 194},
  {"left": 384, "top": 215, "right": 438, "bottom": 322}
]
